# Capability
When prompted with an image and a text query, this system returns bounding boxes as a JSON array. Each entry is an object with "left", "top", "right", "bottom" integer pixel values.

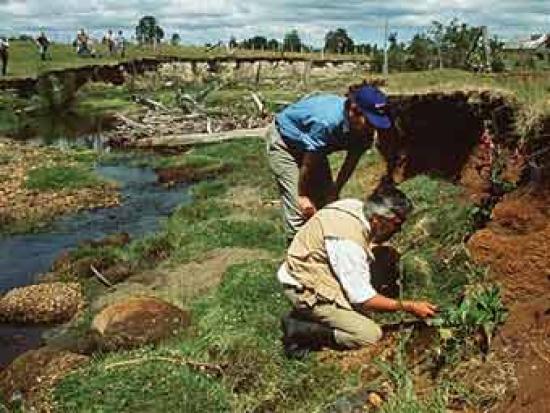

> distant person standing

[
  {"left": 36, "top": 32, "right": 51, "bottom": 61},
  {"left": 0, "top": 37, "right": 9, "bottom": 76},
  {"left": 115, "top": 31, "right": 126, "bottom": 58},
  {"left": 76, "top": 29, "right": 89, "bottom": 55},
  {"left": 105, "top": 30, "right": 115, "bottom": 55}
]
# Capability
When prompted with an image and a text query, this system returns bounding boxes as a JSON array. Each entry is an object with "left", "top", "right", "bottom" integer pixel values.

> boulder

[
  {"left": 0, "top": 283, "right": 83, "bottom": 324},
  {"left": 91, "top": 297, "right": 191, "bottom": 350},
  {"left": 0, "top": 346, "right": 89, "bottom": 408}
]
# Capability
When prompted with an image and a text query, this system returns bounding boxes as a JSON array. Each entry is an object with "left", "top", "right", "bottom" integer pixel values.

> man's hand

[
  {"left": 298, "top": 195, "right": 316, "bottom": 219},
  {"left": 404, "top": 301, "right": 438, "bottom": 318}
]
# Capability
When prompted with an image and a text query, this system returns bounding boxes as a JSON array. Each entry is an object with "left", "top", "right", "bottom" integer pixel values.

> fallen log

[
  {"left": 130, "top": 127, "right": 267, "bottom": 148},
  {"left": 131, "top": 95, "right": 168, "bottom": 111},
  {"left": 115, "top": 113, "right": 150, "bottom": 130}
]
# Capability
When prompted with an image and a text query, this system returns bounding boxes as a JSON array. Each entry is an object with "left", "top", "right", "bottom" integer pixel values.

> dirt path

[
  {"left": 468, "top": 188, "right": 550, "bottom": 413},
  {"left": 91, "top": 247, "right": 275, "bottom": 311}
]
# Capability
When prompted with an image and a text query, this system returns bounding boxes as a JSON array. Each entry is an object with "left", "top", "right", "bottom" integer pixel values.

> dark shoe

[
  {"left": 281, "top": 315, "right": 311, "bottom": 359},
  {"left": 280, "top": 314, "right": 336, "bottom": 358},
  {"left": 283, "top": 341, "right": 311, "bottom": 359}
]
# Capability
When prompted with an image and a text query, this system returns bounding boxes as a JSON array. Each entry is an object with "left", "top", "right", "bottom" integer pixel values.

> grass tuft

[{"left": 25, "top": 165, "right": 105, "bottom": 191}]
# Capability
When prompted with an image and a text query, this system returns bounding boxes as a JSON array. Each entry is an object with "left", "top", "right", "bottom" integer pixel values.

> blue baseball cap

[{"left": 351, "top": 85, "right": 392, "bottom": 130}]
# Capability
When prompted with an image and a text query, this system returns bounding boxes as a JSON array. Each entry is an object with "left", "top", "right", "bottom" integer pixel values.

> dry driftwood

[
  {"left": 90, "top": 265, "right": 113, "bottom": 287},
  {"left": 115, "top": 113, "right": 150, "bottom": 130},
  {"left": 131, "top": 127, "right": 267, "bottom": 148},
  {"left": 132, "top": 95, "right": 168, "bottom": 111},
  {"left": 250, "top": 92, "right": 265, "bottom": 114}
]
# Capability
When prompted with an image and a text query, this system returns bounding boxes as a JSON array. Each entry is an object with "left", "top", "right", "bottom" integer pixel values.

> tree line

[{"left": 135, "top": 16, "right": 506, "bottom": 71}]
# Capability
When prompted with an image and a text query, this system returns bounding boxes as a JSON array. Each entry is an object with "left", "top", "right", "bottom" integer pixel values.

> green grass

[
  {"left": 3, "top": 40, "right": 371, "bottom": 80},
  {"left": 25, "top": 165, "right": 105, "bottom": 191},
  {"left": 54, "top": 352, "right": 230, "bottom": 412},
  {"left": 48, "top": 140, "right": 506, "bottom": 411},
  {"left": 50, "top": 139, "right": 354, "bottom": 411},
  {"left": 76, "top": 84, "right": 134, "bottom": 112},
  {"left": 53, "top": 260, "right": 353, "bottom": 412}
]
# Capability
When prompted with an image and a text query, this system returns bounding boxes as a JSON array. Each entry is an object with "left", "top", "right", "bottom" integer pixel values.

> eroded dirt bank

[{"left": 468, "top": 187, "right": 550, "bottom": 413}]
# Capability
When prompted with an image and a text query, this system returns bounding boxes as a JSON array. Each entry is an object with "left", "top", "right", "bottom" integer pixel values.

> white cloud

[{"left": 0, "top": 0, "right": 548, "bottom": 44}]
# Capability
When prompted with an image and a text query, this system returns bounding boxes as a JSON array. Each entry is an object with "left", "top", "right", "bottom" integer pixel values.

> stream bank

[{"left": 0, "top": 152, "right": 191, "bottom": 369}]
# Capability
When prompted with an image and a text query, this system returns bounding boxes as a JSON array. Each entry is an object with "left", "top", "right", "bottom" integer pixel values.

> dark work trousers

[{"left": 0, "top": 50, "right": 7, "bottom": 76}]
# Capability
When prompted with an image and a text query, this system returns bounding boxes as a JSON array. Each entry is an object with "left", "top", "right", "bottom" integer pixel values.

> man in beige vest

[{"left": 278, "top": 181, "right": 438, "bottom": 357}]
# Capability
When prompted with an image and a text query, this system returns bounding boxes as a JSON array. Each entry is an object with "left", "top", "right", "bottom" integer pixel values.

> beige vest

[{"left": 286, "top": 199, "right": 372, "bottom": 309}]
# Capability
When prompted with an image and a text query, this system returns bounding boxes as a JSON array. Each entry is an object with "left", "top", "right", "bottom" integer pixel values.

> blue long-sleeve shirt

[{"left": 276, "top": 94, "right": 365, "bottom": 154}]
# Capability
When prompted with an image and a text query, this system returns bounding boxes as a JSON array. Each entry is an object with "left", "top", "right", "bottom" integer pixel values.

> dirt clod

[
  {"left": 0, "top": 282, "right": 84, "bottom": 324},
  {"left": 0, "top": 346, "right": 89, "bottom": 411},
  {"left": 467, "top": 187, "right": 550, "bottom": 413},
  {"left": 91, "top": 296, "right": 191, "bottom": 351}
]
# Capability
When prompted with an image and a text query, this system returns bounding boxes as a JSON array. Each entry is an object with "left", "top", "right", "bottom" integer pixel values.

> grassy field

[
  {"left": 1, "top": 59, "right": 542, "bottom": 410},
  {"left": 2, "top": 40, "right": 372, "bottom": 80},
  {"left": 23, "top": 138, "right": 505, "bottom": 412}
]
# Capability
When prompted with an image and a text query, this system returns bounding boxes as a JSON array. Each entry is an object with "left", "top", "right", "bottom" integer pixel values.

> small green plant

[{"left": 429, "top": 284, "right": 508, "bottom": 363}]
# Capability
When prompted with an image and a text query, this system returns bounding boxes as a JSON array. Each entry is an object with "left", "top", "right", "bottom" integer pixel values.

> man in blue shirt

[{"left": 266, "top": 84, "right": 393, "bottom": 243}]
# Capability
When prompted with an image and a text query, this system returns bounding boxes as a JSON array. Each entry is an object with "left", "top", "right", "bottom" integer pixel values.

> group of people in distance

[
  {"left": 102, "top": 29, "right": 126, "bottom": 57},
  {"left": 76, "top": 28, "right": 126, "bottom": 58},
  {"left": 0, "top": 28, "right": 128, "bottom": 76},
  {"left": 0, "top": 31, "right": 51, "bottom": 76}
]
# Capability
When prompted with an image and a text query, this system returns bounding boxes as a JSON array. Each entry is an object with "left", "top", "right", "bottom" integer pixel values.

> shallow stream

[{"left": 0, "top": 119, "right": 190, "bottom": 368}]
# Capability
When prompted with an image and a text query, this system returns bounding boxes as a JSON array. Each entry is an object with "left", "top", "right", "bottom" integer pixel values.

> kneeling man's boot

[{"left": 281, "top": 315, "right": 335, "bottom": 359}]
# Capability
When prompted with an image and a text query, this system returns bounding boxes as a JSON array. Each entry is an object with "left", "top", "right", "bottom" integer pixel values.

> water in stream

[{"left": 0, "top": 147, "right": 190, "bottom": 369}]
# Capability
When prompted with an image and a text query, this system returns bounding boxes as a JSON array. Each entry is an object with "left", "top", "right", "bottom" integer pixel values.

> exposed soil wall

[
  {"left": 0, "top": 56, "right": 369, "bottom": 95},
  {"left": 383, "top": 93, "right": 549, "bottom": 411},
  {"left": 468, "top": 187, "right": 550, "bottom": 413},
  {"left": 380, "top": 91, "right": 519, "bottom": 191}
]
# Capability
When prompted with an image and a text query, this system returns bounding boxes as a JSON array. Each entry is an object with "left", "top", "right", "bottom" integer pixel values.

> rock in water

[
  {"left": 91, "top": 297, "right": 191, "bottom": 350},
  {"left": 0, "top": 283, "right": 83, "bottom": 324}
]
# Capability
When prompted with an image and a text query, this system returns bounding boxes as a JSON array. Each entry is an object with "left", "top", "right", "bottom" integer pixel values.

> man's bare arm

[
  {"left": 359, "top": 294, "right": 438, "bottom": 318},
  {"left": 298, "top": 152, "right": 324, "bottom": 217},
  {"left": 334, "top": 149, "right": 364, "bottom": 197}
]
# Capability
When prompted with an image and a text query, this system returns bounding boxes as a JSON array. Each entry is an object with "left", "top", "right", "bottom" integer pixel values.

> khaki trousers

[
  {"left": 283, "top": 285, "right": 382, "bottom": 350},
  {"left": 265, "top": 122, "right": 332, "bottom": 242}
]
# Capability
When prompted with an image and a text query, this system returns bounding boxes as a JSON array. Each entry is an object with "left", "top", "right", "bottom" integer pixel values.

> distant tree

[
  {"left": 249, "top": 35, "right": 268, "bottom": 50},
  {"left": 171, "top": 33, "right": 181, "bottom": 46},
  {"left": 489, "top": 36, "right": 506, "bottom": 72},
  {"left": 283, "top": 30, "right": 301, "bottom": 52},
  {"left": 429, "top": 19, "right": 480, "bottom": 68},
  {"left": 324, "top": 28, "right": 354, "bottom": 53},
  {"left": 356, "top": 43, "right": 373, "bottom": 55},
  {"left": 267, "top": 38, "right": 280, "bottom": 51},
  {"left": 136, "top": 16, "right": 164, "bottom": 45},
  {"left": 387, "top": 32, "right": 407, "bottom": 71},
  {"left": 406, "top": 33, "right": 436, "bottom": 70},
  {"left": 228, "top": 36, "right": 238, "bottom": 49}
]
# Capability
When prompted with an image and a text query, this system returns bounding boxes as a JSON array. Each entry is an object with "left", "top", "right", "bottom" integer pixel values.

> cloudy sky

[{"left": 1, "top": 0, "right": 549, "bottom": 45}]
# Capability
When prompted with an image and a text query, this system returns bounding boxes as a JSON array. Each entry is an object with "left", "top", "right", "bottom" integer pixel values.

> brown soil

[
  {"left": 467, "top": 187, "right": 550, "bottom": 413},
  {"left": 91, "top": 247, "right": 273, "bottom": 311},
  {"left": 0, "top": 346, "right": 89, "bottom": 412},
  {"left": 0, "top": 283, "right": 84, "bottom": 324},
  {"left": 91, "top": 297, "right": 191, "bottom": 351},
  {"left": 381, "top": 98, "right": 483, "bottom": 182}
]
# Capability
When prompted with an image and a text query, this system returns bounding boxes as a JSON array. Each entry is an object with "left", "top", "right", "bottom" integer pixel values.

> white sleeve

[{"left": 325, "top": 237, "right": 378, "bottom": 304}]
